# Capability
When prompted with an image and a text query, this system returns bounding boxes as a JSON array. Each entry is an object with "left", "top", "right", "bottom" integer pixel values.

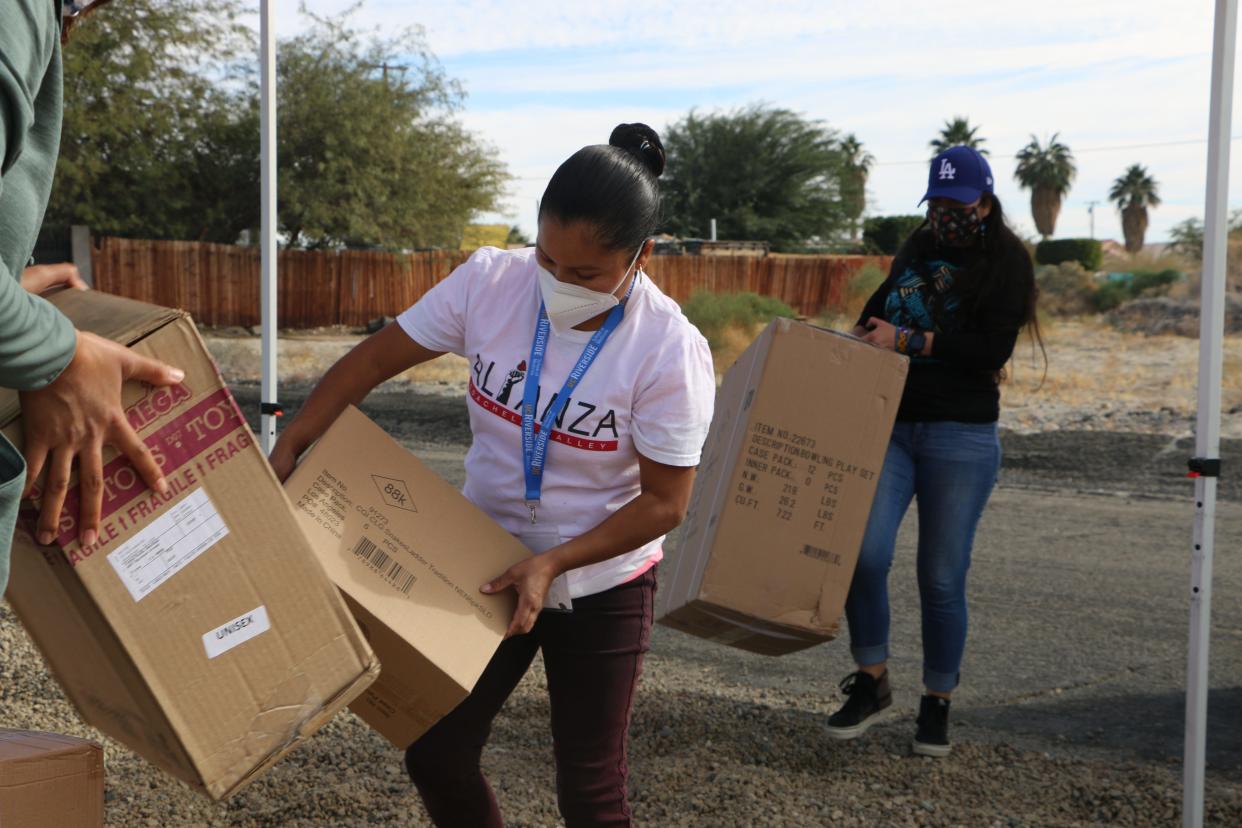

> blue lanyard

[{"left": 521, "top": 275, "right": 637, "bottom": 524}]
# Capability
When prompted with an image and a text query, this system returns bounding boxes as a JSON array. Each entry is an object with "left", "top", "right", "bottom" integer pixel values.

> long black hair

[
  {"left": 899, "top": 194, "right": 1046, "bottom": 381},
  {"left": 538, "top": 123, "right": 665, "bottom": 253}
]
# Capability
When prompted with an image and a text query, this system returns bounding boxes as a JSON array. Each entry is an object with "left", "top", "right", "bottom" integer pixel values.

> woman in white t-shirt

[{"left": 270, "top": 123, "right": 715, "bottom": 827}]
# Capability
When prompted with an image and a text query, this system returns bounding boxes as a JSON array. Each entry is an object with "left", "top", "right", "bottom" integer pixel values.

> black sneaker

[
  {"left": 912, "top": 695, "right": 952, "bottom": 757},
  {"left": 825, "top": 670, "right": 892, "bottom": 740}
]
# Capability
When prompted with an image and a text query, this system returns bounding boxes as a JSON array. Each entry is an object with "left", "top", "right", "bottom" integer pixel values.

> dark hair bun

[{"left": 609, "top": 123, "right": 665, "bottom": 178}]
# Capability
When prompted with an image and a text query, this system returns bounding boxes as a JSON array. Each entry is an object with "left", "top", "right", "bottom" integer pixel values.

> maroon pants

[{"left": 404, "top": 567, "right": 656, "bottom": 828}]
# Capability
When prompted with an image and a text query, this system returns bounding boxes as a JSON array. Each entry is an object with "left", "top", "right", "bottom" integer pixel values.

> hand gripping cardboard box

[
  {"left": 285, "top": 405, "right": 530, "bottom": 748},
  {"left": 0, "top": 730, "right": 104, "bottom": 828},
  {"left": 658, "top": 318, "right": 908, "bottom": 655},
  {"left": 0, "top": 290, "right": 379, "bottom": 800}
]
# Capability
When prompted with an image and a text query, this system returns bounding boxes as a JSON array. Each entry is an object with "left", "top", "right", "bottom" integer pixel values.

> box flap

[
  {"left": 0, "top": 730, "right": 100, "bottom": 765},
  {"left": 47, "top": 288, "right": 184, "bottom": 346}
]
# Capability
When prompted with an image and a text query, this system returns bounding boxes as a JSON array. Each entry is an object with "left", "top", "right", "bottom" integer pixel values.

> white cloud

[
  {"left": 282, "top": 0, "right": 1240, "bottom": 244},
  {"left": 288, "top": 0, "right": 1201, "bottom": 58}
]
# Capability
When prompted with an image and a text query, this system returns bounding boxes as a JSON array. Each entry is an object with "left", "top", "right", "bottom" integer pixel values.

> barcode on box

[
  {"left": 352, "top": 537, "right": 417, "bottom": 595},
  {"left": 801, "top": 544, "right": 842, "bottom": 565}
]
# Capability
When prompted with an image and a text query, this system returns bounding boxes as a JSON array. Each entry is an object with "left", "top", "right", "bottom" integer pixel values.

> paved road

[{"left": 237, "top": 385, "right": 1242, "bottom": 780}]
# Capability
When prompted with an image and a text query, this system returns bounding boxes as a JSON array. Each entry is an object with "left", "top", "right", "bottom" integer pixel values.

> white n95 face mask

[{"left": 536, "top": 245, "right": 643, "bottom": 333}]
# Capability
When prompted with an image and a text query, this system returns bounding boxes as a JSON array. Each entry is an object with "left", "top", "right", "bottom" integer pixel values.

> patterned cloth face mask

[{"left": 928, "top": 204, "right": 984, "bottom": 248}]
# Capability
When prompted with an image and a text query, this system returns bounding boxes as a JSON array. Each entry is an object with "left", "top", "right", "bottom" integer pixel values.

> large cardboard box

[
  {"left": 659, "top": 319, "right": 908, "bottom": 655},
  {"left": 0, "top": 730, "right": 104, "bottom": 827},
  {"left": 1, "top": 290, "right": 379, "bottom": 800},
  {"left": 285, "top": 405, "right": 530, "bottom": 748}
]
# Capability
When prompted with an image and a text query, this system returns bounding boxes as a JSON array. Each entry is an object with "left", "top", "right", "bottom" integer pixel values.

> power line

[
  {"left": 507, "top": 136, "right": 1242, "bottom": 181},
  {"left": 872, "top": 135, "right": 1242, "bottom": 167}
]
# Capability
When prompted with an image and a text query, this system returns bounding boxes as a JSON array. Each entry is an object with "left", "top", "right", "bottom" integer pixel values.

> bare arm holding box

[{"left": 268, "top": 322, "right": 443, "bottom": 482}]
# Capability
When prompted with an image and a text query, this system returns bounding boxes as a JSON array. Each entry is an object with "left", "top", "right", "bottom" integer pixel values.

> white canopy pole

[
  {"left": 1184, "top": 1, "right": 1235, "bottom": 825},
  {"left": 259, "top": 0, "right": 279, "bottom": 453}
]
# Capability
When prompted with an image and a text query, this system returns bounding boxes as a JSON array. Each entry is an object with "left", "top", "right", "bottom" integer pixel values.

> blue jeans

[{"left": 844, "top": 421, "right": 1001, "bottom": 693}]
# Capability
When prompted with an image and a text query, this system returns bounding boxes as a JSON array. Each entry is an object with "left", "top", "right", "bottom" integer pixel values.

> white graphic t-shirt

[{"left": 397, "top": 246, "right": 715, "bottom": 598}]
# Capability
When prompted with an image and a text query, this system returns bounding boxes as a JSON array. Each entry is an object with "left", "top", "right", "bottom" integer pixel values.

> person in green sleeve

[{"left": 0, "top": 0, "right": 183, "bottom": 594}]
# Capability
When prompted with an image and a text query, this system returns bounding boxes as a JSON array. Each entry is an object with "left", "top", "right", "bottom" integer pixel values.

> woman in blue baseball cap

[{"left": 824, "top": 144, "right": 1041, "bottom": 757}]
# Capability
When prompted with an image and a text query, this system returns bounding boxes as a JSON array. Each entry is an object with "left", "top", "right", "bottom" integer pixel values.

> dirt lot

[{"left": 1, "top": 322, "right": 1240, "bottom": 826}]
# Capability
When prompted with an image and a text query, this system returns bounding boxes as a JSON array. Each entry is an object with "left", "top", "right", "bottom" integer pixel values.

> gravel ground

[
  {"left": 6, "top": 592, "right": 1239, "bottom": 828},
  {"left": 2, "top": 379, "right": 1240, "bottom": 825}
]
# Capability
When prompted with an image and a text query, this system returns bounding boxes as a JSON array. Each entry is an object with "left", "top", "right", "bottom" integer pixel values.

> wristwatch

[{"left": 907, "top": 330, "right": 927, "bottom": 356}]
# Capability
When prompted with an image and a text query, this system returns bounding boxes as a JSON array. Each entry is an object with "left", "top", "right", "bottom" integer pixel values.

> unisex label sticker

[{"left": 202, "top": 605, "right": 271, "bottom": 659}]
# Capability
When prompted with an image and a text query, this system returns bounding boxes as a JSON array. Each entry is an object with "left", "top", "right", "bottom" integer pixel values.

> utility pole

[
  {"left": 364, "top": 62, "right": 409, "bottom": 88},
  {"left": 1087, "top": 200, "right": 1100, "bottom": 239}
]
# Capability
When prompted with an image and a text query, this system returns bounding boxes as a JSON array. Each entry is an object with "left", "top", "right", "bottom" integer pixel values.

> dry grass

[
  {"left": 1100, "top": 249, "right": 1195, "bottom": 276},
  {"left": 1010, "top": 318, "right": 1242, "bottom": 396},
  {"left": 1003, "top": 318, "right": 1242, "bottom": 435}
]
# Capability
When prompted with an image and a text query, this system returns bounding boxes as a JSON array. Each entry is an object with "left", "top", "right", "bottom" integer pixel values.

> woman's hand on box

[
  {"left": 481, "top": 553, "right": 562, "bottom": 638},
  {"left": 21, "top": 263, "right": 89, "bottom": 295},
  {"left": 19, "top": 331, "right": 184, "bottom": 548},
  {"left": 860, "top": 317, "right": 898, "bottom": 351}
]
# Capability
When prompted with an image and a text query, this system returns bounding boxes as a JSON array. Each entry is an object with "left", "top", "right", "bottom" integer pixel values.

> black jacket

[{"left": 857, "top": 230, "right": 1033, "bottom": 423}]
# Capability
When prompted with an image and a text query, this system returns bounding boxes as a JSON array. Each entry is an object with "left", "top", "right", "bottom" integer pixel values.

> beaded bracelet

[{"left": 896, "top": 326, "right": 910, "bottom": 354}]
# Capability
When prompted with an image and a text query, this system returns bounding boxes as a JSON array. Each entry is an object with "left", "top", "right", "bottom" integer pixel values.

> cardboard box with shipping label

[
  {"left": 658, "top": 318, "right": 908, "bottom": 655},
  {"left": 1, "top": 290, "right": 379, "bottom": 800},
  {"left": 0, "top": 730, "right": 104, "bottom": 828},
  {"left": 285, "top": 405, "right": 530, "bottom": 748}
]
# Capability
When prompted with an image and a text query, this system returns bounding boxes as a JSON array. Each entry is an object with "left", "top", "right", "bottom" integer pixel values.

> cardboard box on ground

[
  {"left": 285, "top": 405, "right": 530, "bottom": 748},
  {"left": 0, "top": 290, "right": 379, "bottom": 800},
  {"left": 0, "top": 730, "right": 104, "bottom": 828},
  {"left": 658, "top": 319, "right": 908, "bottom": 655}
]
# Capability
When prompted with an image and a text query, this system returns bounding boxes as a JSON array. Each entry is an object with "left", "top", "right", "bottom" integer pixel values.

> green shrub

[
  {"left": 1129, "top": 268, "right": 1182, "bottom": 296},
  {"left": 863, "top": 215, "right": 925, "bottom": 255},
  {"left": 1035, "top": 238, "right": 1104, "bottom": 270},
  {"left": 1035, "top": 262, "right": 1096, "bottom": 316},
  {"left": 681, "top": 291, "right": 796, "bottom": 350},
  {"left": 1090, "top": 268, "right": 1183, "bottom": 313},
  {"left": 1091, "top": 281, "right": 1130, "bottom": 313}
]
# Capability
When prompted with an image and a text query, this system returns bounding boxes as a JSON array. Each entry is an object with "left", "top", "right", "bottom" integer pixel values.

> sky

[{"left": 271, "top": 0, "right": 1242, "bottom": 245}]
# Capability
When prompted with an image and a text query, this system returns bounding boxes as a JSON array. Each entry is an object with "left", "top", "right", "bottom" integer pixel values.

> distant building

[
  {"left": 1098, "top": 239, "right": 1175, "bottom": 258},
  {"left": 653, "top": 238, "right": 769, "bottom": 257},
  {"left": 1099, "top": 239, "right": 1127, "bottom": 258}
]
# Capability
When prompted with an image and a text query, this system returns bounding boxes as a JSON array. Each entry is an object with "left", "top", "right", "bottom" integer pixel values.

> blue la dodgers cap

[{"left": 921, "top": 145, "right": 994, "bottom": 205}]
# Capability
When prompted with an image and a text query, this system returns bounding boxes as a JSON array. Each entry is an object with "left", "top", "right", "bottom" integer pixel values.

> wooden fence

[{"left": 91, "top": 236, "right": 891, "bottom": 328}]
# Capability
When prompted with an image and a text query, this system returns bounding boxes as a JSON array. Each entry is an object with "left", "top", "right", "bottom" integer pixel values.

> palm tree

[
  {"left": 1014, "top": 134, "right": 1076, "bottom": 238},
  {"left": 1109, "top": 165, "right": 1161, "bottom": 253},
  {"left": 930, "top": 117, "right": 988, "bottom": 157},
  {"left": 840, "top": 133, "right": 874, "bottom": 240}
]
